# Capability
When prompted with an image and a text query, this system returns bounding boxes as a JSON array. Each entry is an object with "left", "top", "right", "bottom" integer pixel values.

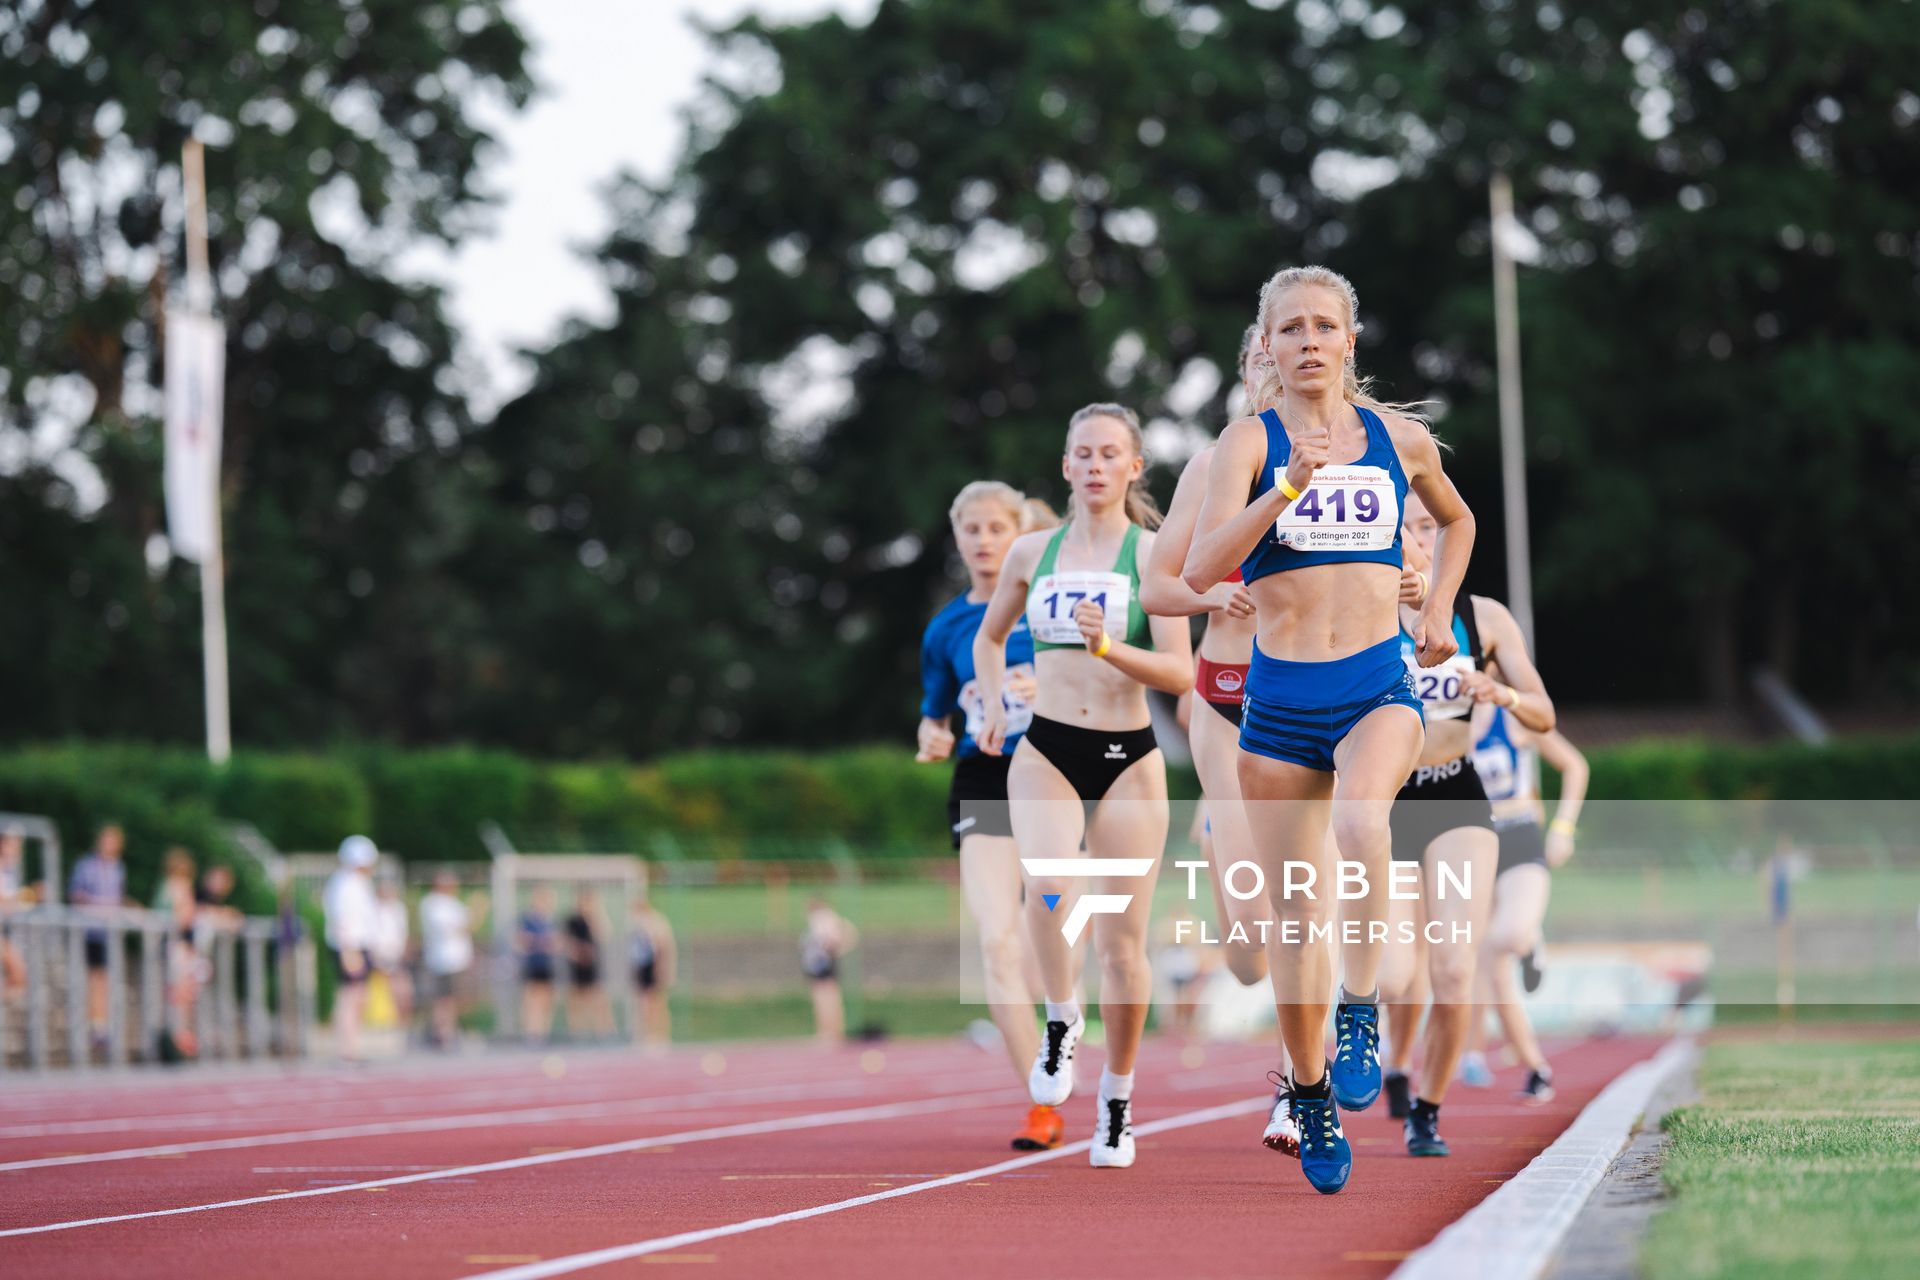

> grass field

[
  {"left": 1643, "top": 1036, "right": 1920, "bottom": 1280},
  {"left": 667, "top": 991, "right": 983, "bottom": 1042}
]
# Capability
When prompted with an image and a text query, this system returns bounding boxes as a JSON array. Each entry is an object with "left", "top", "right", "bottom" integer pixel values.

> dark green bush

[
  {"left": 350, "top": 745, "right": 536, "bottom": 862},
  {"left": 2, "top": 733, "right": 1911, "bottom": 885}
]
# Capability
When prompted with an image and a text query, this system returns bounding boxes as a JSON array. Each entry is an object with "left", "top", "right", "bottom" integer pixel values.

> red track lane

[
  {"left": 0, "top": 1048, "right": 995, "bottom": 1163},
  {"left": 0, "top": 1035, "right": 1662, "bottom": 1279}
]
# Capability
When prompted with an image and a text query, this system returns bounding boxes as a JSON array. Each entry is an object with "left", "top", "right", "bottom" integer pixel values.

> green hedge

[
  {"left": 1, "top": 733, "right": 1913, "bottom": 884},
  {"left": 0, "top": 744, "right": 289, "bottom": 908},
  {"left": 1560, "top": 733, "right": 1920, "bottom": 802}
]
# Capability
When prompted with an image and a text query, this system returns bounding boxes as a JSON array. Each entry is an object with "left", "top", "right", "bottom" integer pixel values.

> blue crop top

[
  {"left": 1240, "top": 404, "right": 1408, "bottom": 584},
  {"left": 920, "top": 594, "right": 1035, "bottom": 757}
]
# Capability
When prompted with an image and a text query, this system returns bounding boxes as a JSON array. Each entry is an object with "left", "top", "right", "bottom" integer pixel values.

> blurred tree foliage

[
  {"left": 0, "top": 0, "right": 530, "bottom": 740},
  {"left": 3, "top": 0, "right": 1916, "bottom": 758},
  {"left": 486, "top": 0, "right": 1918, "bottom": 753}
]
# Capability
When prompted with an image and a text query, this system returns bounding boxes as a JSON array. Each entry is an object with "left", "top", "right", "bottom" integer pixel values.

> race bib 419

[{"left": 1273, "top": 466, "right": 1399, "bottom": 551}]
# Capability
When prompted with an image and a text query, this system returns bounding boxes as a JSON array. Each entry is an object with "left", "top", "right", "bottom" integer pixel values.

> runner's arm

[
  {"left": 1182, "top": 417, "right": 1290, "bottom": 592},
  {"left": 1474, "top": 596, "right": 1556, "bottom": 733},
  {"left": 1096, "top": 609, "right": 1197, "bottom": 694},
  {"left": 971, "top": 533, "right": 1042, "bottom": 754},
  {"left": 1535, "top": 730, "right": 1589, "bottom": 831},
  {"left": 1394, "top": 419, "right": 1477, "bottom": 667},
  {"left": 917, "top": 619, "right": 960, "bottom": 761},
  {"left": 1142, "top": 450, "right": 1238, "bottom": 617}
]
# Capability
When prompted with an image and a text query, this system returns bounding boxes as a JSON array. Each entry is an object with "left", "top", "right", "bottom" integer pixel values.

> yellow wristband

[
  {"left": 1501, "top": 686, "right": 1518, "bottom": 709},
  {"left": 1549, "top": 818, "right": 1575, "bottom": 836},
  {"left": 1415, "top": 570, "right": 1430, "bottom": 601},
  {"left": 1092, "top": 633, "right": 1112, "bottom": 658},
  {"left": 1278, "top": 475, "right": 1303, "bottom": 502}
]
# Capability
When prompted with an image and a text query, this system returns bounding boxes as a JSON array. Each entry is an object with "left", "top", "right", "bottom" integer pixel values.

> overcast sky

[{"left": 406, "top": 0, "right": 875, "bottom": 414}]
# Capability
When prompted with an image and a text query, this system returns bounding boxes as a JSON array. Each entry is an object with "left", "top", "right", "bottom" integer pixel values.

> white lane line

[
  {"left": 0, "top": 1051, "right": 895, "bottom": 1124},
  {"left": 0, "top": 1068, "right": 1000, "bottom": 1173},
  {"left": 0, "top": 1087, "right": 1020, "bottom": 1238},
  {"left": 0, "top": 1064, "right": 884, "bottom": 1141},
  {"left": 1391, "top": 1038, "right": 1696, "bottom": 1280},
  {"left": 0, "top": 1043, "right": 908, "bottom": 1114},
  {"left": 462, "top": 1094, "right": 1273, "bottom": 1280}
]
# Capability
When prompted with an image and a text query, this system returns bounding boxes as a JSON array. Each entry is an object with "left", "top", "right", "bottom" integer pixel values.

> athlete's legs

[
  {"left": 1328, "top": 706, "right": 1426, "bottom": 998},
  {"left": 959, "top": 831, "right": 1041, "bottom": 1077},
  {"left": 1083, "top": 752, "right": 1169, "bottom": 1077},
  {"left": 1379, "top": 887, "right": 1425, "bottom": 1075},
  {"left": 1239, "top": 752, "right": 1335, "bottom": 1085},
  {"left": 643, "top": 989, "right": 672, "bottom": 1045},
  {"left": 1010, "top": 742, "right": 1092, "bottom": 1007},
  {"left": 1416, "top": 826, "right": 1499, "bottom": 1104},
  {"left": 1484, "top": 864, "right": 1552, "bottom": 1072},
  {"left": 521, "top": 982, "right": 553, "bottom": 1045},
  {"left": 1191, "top": 704, "right": 1270, "bottom": 986},
  {"left": 810, "top": 978, "right": 845, "bottom": 1045}
]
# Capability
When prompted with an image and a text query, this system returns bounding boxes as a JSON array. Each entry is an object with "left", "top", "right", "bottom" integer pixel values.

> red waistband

[
  {"left": 1195, "top": 655, "right": 1250, "bottom": 705},
  {"left": 1225, "top": 567, "right": 1243, "bottom": 582}
]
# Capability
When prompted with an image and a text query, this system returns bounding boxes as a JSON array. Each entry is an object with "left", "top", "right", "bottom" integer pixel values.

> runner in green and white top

[{"left": 974, "top": 402, "right": 1193, "bottom": 1170}]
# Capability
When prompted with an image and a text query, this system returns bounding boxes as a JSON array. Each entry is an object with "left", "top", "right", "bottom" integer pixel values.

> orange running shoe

[{"left": 1011, "top": 1103, "right": 1064, "bottom": 1151}]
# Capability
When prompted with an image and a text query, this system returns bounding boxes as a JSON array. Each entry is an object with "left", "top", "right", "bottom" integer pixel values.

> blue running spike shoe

[
  {"left": 1330, "top": 1001, "right": 1382, "bottom": 1110},
  {"left": 1288, "top": 1083, "right": 1352, "bottom": 1194},
  {"left": 1458, "top": 1051, "right": 1494, "bottom": 1088}
]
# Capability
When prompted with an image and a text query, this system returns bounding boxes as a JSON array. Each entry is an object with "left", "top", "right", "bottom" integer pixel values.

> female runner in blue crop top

[{"left": 1182, "top": 265, "right": 1476, "bottom": 1195}]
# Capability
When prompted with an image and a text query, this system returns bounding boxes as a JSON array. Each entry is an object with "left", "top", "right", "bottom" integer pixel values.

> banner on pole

[{"left": 163, "top": 309, "right": 225, "bottom": 564}]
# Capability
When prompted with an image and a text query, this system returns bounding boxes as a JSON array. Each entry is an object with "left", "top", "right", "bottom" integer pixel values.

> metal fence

[{"left": 0, "top": 903, "right": 315, "bottom": 1073}]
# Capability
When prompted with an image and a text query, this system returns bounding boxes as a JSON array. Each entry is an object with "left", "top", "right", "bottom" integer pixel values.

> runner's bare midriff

[
  {"left": 1249, "top": 560, "right": 1399, "bottom": 662},
  {"left": 1198, "top": 605, "right": 1256, "bottom": 664},
  {"left": 1031, "top": 649, "right": 1153, "bottom": 731},
  {"left": 1416, "top": 718, "right": 1474, "bottom": 769}
]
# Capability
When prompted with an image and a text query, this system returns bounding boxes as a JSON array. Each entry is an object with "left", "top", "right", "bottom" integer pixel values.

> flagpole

[
  {"left": 183, "top": 139, "right": 231, "bottom": 765},
  {"left": 1489, "top": 170, "right": 1535, "bottom": 651}
]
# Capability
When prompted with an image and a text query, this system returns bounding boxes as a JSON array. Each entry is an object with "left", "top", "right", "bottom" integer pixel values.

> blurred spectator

[
  {"left": 801, "top": 897, "right": 858, "bottom": 1046},
  {"left": 564, "top": 887, "right": 613, "bottom": 1040},
  {"left": 1154, "top": 914, "right": 1216, "bottom": 1040},
  {"left": 0, "top": 830, "right": 30, "bottom": 997},
  {"left": 153, "top": 847, "right": 202, "bottom": 1057},
  {"left": 418, "top": 869, "right": 472, "bottom": 1049},
  {"left": 195, "top": 865, "right": 243, "bottom": 931},
  {"left": 518, "top": 885, "right": 559, "bottom": 1045},
  {"left": 69, "top": 823, "right": 129, "bottom": 1052},
  {"left": 371, "top": 877, "right": 413, "bottom": 1028},
  {"left": 631, "top": 892, "right": 676, "bottom": 1048},
  {"left": 323, "top": 835, "right": 380, "bottom": 1062}
]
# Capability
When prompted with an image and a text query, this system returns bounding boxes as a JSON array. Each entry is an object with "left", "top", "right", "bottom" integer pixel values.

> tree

[
  {"left": 0, "top": 0, "right": 531, "bottom": 743},
  {"left": 1310, "top": 0, "right": 1920, "bottom": 703}
]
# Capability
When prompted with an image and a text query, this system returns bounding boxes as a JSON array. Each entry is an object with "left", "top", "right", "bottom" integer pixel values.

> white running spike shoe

[
  {"left": 1262, "top": 1082, "right": 1302, "bottom": 1157},
  {"left": 1028, "top": 1015, "right": 1083, "bottom": 1106},
  {"left": 1090, "top": 1093, "right": 1135, "bottom": 1168}
]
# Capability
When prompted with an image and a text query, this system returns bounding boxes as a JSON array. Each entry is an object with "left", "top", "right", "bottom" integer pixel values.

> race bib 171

[
  {"left": 1028, "top": 571, "right": 1131, "bottom": 645},
  {"left": 1273, "top": 466, "right": 1399, "bottom": 551}
]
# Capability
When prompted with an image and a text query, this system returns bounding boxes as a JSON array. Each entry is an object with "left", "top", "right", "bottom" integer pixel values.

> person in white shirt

[
  {"left": 323, "top": 835, "right": 380, "bottom": 1061},
  {"left": 418, "top": 869, "right": 472, "bottom": 1049},
  {"left": 371, "top": 877, "right": 413, "bottom": 1027}
]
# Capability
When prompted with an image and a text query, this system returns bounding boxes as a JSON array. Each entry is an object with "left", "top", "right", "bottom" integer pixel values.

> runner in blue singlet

[
  {"left": 916, "top": 479, "right": 1070, "bottom": 1152},
  {"left": 1183, "top": 265, "right": 1476, "bottom": 1195}
]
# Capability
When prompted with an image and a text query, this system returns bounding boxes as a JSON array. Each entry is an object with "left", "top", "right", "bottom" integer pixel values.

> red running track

[{"left": 0, "top": 1033, "right": 1663, "bottom": 1279}]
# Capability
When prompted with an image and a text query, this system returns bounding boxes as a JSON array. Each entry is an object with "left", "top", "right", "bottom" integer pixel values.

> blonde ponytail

[
  {"left": 1020, "top": 497, "right": 1061, "bottom": 532},
  {"left": 1065, "top": 402, "right": 1163, "bottom": 531}
]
